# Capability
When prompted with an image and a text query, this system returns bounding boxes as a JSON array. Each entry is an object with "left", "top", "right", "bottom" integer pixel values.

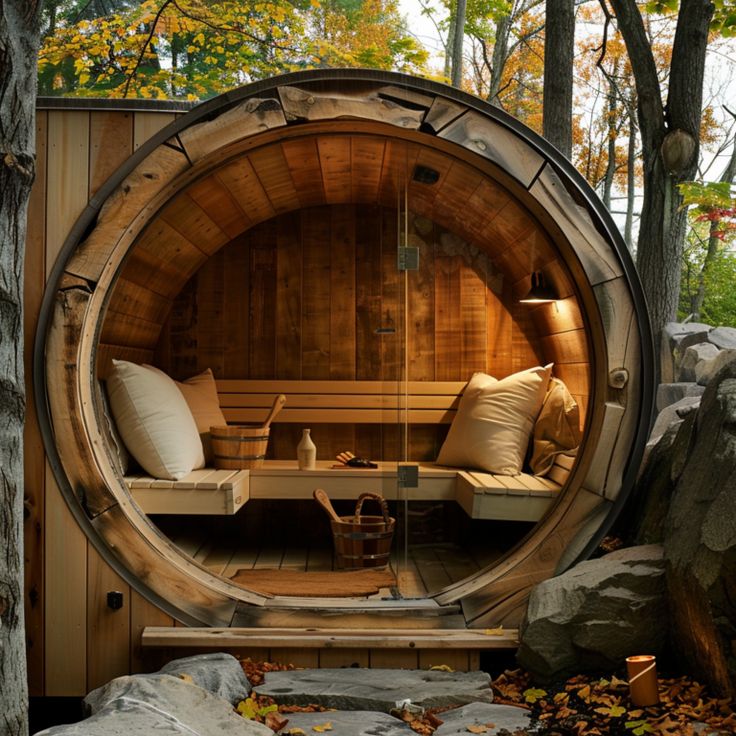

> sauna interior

[
  {"left": 38, "top": 71, "right": 652, "bottom": 639},
  {"left": 97, "top": 127, "right": 591, "bottom": 599}
]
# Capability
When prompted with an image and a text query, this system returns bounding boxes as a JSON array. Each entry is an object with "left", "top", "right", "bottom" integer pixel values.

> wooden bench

[{"left": 125, "top": 379, "right": 573, "bottom": 520}]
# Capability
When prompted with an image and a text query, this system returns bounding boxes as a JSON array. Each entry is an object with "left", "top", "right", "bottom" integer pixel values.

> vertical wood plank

[
  {"left": 329, "top": 205, "right": 356, "bottom": 379},
  {"left": 223, "top": 234, "right": 251, "bottom": 379},
  {"left": 276, "top": 211, "right": 302, "bottom": 379},
  {"left": 380, "top": 207, "right": 401, "bottom": 381},
  {"left": 44, "top": 468, "right": 87, "bottom": 695},
  {"left": 460, "top": 259, "right": 487, "bottom": 377},
  {"left": 130, "top": 590, "right": 176, "bottom": 674},
  {"left": 89, "top": 111, "right": 133, "bottom": 196},
  {"left": 418, "top": 650, "right": 470, "bottom": 672},
  {"left": 275, "top": 648, "right": 320, "bottom": 668},
  {"left": 319, "top": 649, "right": 370, "bottom": 668},
  {"left": 369, "top": 650, "right": 419, "bottom": 669},
  {"left": 486, "top": 281, "right": 513, "bottom": 378},
  {"left": 406, "top": 217, "right": 435, "bottom": 382},
  {"left": 249, "top": 223, "right": 277, "bottom": 378},
  {"left": 87, "top": 548, "right": 131, "bottom": 690},
  {"left": 435, "top": 256, "right": 462, "bottom": 380},
  {"left": 133, "top": 112, "right": 176, "bottom": 149},
  {"left": 195, "top": 253, "right": 225, "bottom": 375},
  {"left": 24, "top": 110, "right": 48, "bottom": 696},
  {"left": 356, "top": 206, "right": 382, "bottom": 380},
  {"left": 301, "top": 208, "right": 331, "bottom": 379},
  {"left": 46, "top": 110, "right": 90, "bottom": 275}
]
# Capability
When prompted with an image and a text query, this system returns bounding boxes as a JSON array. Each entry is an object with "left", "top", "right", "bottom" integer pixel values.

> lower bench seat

[{"left": 126, "top": 459, "right": 568, "bottom": 521}]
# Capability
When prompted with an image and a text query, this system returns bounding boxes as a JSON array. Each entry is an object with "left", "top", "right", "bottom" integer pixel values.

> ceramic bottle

[{"left": 297, "top": 428, "right": 317, "bottom": 470}]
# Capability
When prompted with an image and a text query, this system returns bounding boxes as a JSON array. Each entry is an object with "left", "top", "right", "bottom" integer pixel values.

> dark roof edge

[{"left": 36, "top": 96, "right": 195, "bottom": 113}]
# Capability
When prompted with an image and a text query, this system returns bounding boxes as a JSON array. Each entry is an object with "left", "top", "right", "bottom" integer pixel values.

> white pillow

[
  {"left": 107, "top": 360, "right": 205, "bottom": 480},
  {"left": 436, "top": 365, "right": 552, "bottom": 475}
]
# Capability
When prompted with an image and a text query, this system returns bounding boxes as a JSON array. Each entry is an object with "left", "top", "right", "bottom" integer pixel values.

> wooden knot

[
  {"left": 475, "top": 140, "right": 487, "bottom": 151},
  {"left": 661, "top": 129, "right": 696, "bottom": 175},
  {"left": 609, "top": 369, "right": 629, "bottom": 389}
]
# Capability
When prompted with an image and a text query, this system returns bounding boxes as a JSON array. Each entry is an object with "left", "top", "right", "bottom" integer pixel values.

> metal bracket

[
  {"left": 398, "top": 246, "right": 419, "bottom": 271},
  {"left": 397, "top": 464, "right": 419, "bottom": 488}
]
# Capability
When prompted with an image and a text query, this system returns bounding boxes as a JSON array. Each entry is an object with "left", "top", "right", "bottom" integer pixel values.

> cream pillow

[
  {"left": 436, "top": 364, "right": 552, "bottom": 475},
  {"left": 530, "top": 377, "right": 581, "bottom": 476},
  {"left": 107, "top": 360, "right": 205, "bottom": 480},
  {"left": 173, "top": 368, "right": 227, "bottom": 464}
]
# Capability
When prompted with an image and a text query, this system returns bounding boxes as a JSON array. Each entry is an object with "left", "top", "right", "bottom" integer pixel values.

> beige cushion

[
  {"left": 436, "top": 365, "right": 552, "bottom": 475},
  {"left": 107, "top": 360, "right": 204, "bottom": 480},
  {"left": 173, "top": 368, "right": 227, "bottom": 464},
  {"left": 530, "top": 377, "right": 581, "bottom": 476}
]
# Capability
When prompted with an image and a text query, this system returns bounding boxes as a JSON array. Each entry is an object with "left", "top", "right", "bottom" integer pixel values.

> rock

[
  {"left": 695, "top": 348, "right": 736, "bottom": 385},
  {"left": 254, "top": 669, "right": 493, "bottom": 712},
  {"left": 647, "top": 396, "right": 701, "bottom": 449},
  {"left": 656, "top": 382, "right": 706, "bottom": 412},
  {"left": 661, "top": 322, "right": 712, "bottom": 382},
  {"left": 665, "top": 354, "right": 736, "bottom": 696},
  {"left": 433, "top": 702, "right": 532, "bottom": 736},
  {"left": 159, "top": 652, "right": 250, "bottom": 705},
  {"left": 45, "top": 674, "right": 270, "bottom": 736},
  {"left": 675, "top": 342, "right": 720, "bottom": 382},
  {"left": 277, "top": 711, "right": 414, "bottom": 736},
  {"left": 517, "top": 545, "right": 667, "bottom": 681},
  {"left": 707, "top": 326, "right": 736, "bottom": 350}
]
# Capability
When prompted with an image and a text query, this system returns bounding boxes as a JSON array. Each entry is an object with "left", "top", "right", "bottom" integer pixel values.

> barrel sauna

[{"left": 33, "top": 70, "right": 654, "bottom": 643}]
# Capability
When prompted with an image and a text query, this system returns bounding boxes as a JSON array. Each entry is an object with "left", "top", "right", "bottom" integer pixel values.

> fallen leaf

[
  {"left": 466, "top": 725, "right": 487, "bottom": 734},
  {"left": 285, "top": 730, "right": 306, "bottom": 736},
  {"left": 483, "top": 627, "right": 504, "bottom": 636},
  {"left": 577, "top": 685, "right": 591, "bottom": 702},
  {"left": 523, "top": 687, "right": 547, "bottom": 704},
  {"left": 594, "top": 705, "right": 626, "bottom": 718},
  {"left": 265, "top": 712, "right": 289, "bottom": 732},
  {"left": 178, "top": 674, "right": 194, "bottom": 684},
  {"left": 312, "top": 723, "right": 333, "bottom": 733},
  {"left": 430, "top": 664, "right": 455, "bottom": 672}
]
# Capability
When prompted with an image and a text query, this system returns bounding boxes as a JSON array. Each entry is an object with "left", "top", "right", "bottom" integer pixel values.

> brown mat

[{"left": 229, "top": 568, "right": 396, "bottom": 597}]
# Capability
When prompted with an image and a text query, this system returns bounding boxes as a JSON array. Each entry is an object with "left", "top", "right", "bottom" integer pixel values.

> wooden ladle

[
  {"left": 313, "top": 488, "right": 342, "bottom": 524},
  {"left": 262, "top": 394, "right": 286, "bottom": 429}
]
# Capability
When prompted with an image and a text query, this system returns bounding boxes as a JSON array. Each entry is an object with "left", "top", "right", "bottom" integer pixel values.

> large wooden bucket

[
  {"left": 330, "top": 492, "right": 395, "bottom": 569},
  {"left": 210, "top": 425, "right": 269, "bottom": 469}
]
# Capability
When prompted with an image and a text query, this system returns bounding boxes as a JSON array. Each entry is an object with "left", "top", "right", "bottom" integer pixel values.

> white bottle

[{"left": 297, "top": 428, "right": 317, "bottom": 470}]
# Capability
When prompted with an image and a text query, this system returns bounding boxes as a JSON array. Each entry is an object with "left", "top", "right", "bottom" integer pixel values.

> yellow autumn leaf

[
  {"left": 430, "top": 664, "right": 454, "bottom": 672},
  {"left": 483, "top": 627, "right": 504, "bottom": 636},
  {"left": 523, "top": 687, "right": 547, "bottom": 704},
  {"left": 79, "top": 73, "right": 90, "bottom": 85},
  {"left": 287, "top": 730, "right": 306, "bottom": 736},
  {"left": 466, "top": 725, "right": 487, "bottom": 734},
  {"left": 312, "top": 723, "right": 333, "bottom": 733},
  {"left": 594, "top": 705, "right": 627, "bottom": 717}
]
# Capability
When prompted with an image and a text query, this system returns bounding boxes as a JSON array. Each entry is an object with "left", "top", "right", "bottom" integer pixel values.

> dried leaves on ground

[{"left": 237, "top": 658, "right": 735, "bottom": 735}]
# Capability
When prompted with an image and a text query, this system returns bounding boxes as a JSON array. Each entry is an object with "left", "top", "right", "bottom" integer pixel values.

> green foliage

[
  {"left": 645, "top": 0, "right": 736, "bottom": 35},
  {"left": 38, "top": 0, "right": 428, "bottom": 100}
]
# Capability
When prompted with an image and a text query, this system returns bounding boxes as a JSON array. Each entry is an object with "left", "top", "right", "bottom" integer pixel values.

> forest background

[{"left": 37, "top": 0, "right": 736, "bottom": 326}]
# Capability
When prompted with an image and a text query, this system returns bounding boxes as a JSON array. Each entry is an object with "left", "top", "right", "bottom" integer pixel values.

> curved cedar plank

[
  {"left": 45, "top": 285, "right": 118, "bottom": 518},
  {"left": 424, "top": 97, "right": 466, "bottom": 134},
  {"left": 437, "top": 111, "right": 545, "bottom": 189},
  {"left": 178, "top": 98, "right": 286, "bottom": 164},
  {"left": 66, "top": 142, "right": 191, "bottom": 284},
  {"left": 277, "top": 85, "right": 424, "bottom": 130},
  {"left": 529, "top": 164, "right": 622, "bottom": 286}
]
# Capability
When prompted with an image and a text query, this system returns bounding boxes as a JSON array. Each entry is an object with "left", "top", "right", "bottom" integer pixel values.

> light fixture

[
  {"left": 520, "top": 271, "right": 557, "bottom": 304},
  {"left": 412, "top": 164, "right": 439, "bottom": 185}
]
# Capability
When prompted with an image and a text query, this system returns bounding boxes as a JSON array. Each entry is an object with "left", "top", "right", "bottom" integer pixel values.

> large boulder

[
  {"left": 646, "top": 395, "right": 701, "bottom": 453},
  {"left": 708, "top": 326, "right": 736, "bottom": 350},
  {"left": 665, "top": 354, "right": 736, "bottom": 697},
  {"left": 661, "top": 322, "right": 712, "bottom": 382},
  {"left": 517, "top": 545, "right": 667, "bottom": 681},
  {"left": 695, "top": 348, "right": 736, "bottom": 386},
  {"left": 159, "top": 652, "right": 250, "bottom": 705},
  {"left": 676, "top": 342, "right": 720, "bottom": 382},
  {"left": 656, "top": 382, "right": 705, "bottom": 412}
]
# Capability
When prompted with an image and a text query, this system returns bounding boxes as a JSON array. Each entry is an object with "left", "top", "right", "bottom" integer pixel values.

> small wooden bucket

[
  {"left": 210, "top": 425, "right": 269, "bottom": 469},
  {"left": 330, "top": 492, "right": 395, "bottom": 569}
]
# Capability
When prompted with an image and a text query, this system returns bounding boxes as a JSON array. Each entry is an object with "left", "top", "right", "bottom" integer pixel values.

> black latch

[{"left": 107, "top": 591, "right": 124, "bottom": 610}]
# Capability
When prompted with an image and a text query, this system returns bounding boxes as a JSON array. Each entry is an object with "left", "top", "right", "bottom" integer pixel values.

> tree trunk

[
  {"left": 451, "top": 0, "right": 467, "bottom": 88},
  {"left": 487, "top": 13, "right": 511, "bottom": 103},
  {"left": 625, "top": 112, "right": 637, "bottom": 250},
  {"left": 609, "top": 0, "right": 714, "bottom": 347},
  {"left": 0, "top": 3, "right": 41, "bottom": 735},
  {"left": 601, "top": 68, "right": 619, "bottom": 208},
  {"left": 542, "top": 0, "right": 574, "bottom": 158}
]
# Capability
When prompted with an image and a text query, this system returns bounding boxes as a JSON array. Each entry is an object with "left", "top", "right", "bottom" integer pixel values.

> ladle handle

[
  {"left": 262, "top": 394, "right": 286, "bottom": 429},
  {"left": 313, "top": 488, "right": 342, "bottom": 524}
]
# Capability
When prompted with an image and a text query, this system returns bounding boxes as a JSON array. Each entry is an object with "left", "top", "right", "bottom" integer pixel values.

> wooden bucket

[
  {"left": 330, "top": 492, "right": 395, "bottom": 569},
  {"left": 210, "top": 425, "right": 269, "bottom": 469}
]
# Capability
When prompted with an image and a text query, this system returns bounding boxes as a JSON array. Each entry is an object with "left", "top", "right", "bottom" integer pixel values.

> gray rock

[
  {"left": 278, "top": 711, "right": 414, "bottom": 736},
  {"left": 707, "top": 325, "right": 736, "bottom": 350},
  {"left": 656, "top": 382, "right": 706, "bottom": 412},
  {"left": 433, "top": 702, "right": 531, "bottom": 736},
  {"left": 665, "top": 354, "right": 736, "bottom": 695},
  {"left": 517, "top": 545, "right": 666, "bottom": 681},
  {"left": 676, "top": 342, "right": 720, "bottom": 382},
  {"left": 44, "top": 674, "right": 270, "bottom": 736},
  {"left": 661, "top": 322, "right": 712, "bottom": 382},
  {"left": 695, "top": 348, "right": 736, "bottom": 385},
  {"left": 159, "top": 652, "right": 250, "bottom": 705},
  {"left": 648, "top": 396, "right": 702, "bottom": 449},
  {"left": 254, "top": 669, "right": 493, "bottom": 712}
]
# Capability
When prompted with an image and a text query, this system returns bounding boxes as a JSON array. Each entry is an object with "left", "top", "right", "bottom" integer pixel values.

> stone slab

[
  {"left": 278, "top": 710, "right": 414, "bottom": 736},
  {"left": 39, "top": 676, "right": 270, "bottom": 736},
  {"left": 159, "top": 652, "right": 251, "bottom": 705},
  {"left": 676, "top": 342, "right": 720, "bottom": 382},
  {"left": 696, "top": 349, "right": 736, "bottom": 386},
  {"left": 255, "top": 669, "right": 493, "bottom": 712},
  {"left": 433, "top": 702, "right": 531, "bottom": 736},
  {"left": 707, "top": 326, "right": 736, "bottom": 350},
  {"left": 656, "top": 382, "right": 705, "bottom": 412}
]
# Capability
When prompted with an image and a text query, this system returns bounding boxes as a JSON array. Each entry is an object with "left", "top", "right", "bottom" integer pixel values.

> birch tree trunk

[
  {"left": 0, "top": 2, "right": 41, "bottom": 735},
  {"left": 451, "top": 0, "right": 467, "bottom": 87},
  {"left": 608, "top": 0, "right": 714, "bottom": 347},
  {"left": 542, "top": 0, "right": 574, "bottom": 158}
]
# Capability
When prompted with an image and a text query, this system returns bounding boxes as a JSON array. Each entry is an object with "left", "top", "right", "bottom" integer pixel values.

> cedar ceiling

[{"left": 105, "top": 131, "right": 582, "bottom": 362}]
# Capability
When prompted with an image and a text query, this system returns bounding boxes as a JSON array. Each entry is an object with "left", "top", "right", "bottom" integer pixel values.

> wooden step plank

[
  {"left": 216, "top": 379, "right": 466, "bottom": 395},
  {"left": 141, "top": 626, "right": 519, "bottom": 649},
  {"left": 220, "top": 394, "right": 461, "bottom": 410}
]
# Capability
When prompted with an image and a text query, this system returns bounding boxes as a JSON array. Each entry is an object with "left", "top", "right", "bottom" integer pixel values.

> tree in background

[
  {"left": 0, "top": 2, "right": 42, "bottom": 735},
  {"left": 39, "top": 0, "right": 426, "bottom": 99}
]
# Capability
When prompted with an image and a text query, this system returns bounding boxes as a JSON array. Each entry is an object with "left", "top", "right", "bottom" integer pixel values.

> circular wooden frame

[{"left": 35, "top": 69, "right": 654, "bottom": 627}]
